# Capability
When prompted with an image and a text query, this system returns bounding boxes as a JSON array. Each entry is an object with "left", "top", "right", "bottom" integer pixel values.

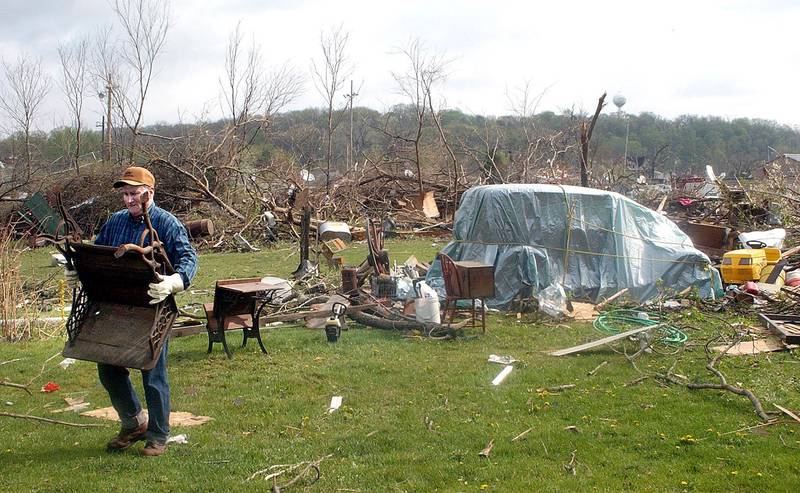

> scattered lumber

[{"left": 549, "top": 325, "right": 659, "bottom": 356}]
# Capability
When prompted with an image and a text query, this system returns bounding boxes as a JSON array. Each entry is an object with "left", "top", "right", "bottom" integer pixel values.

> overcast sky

[{"left": 1, "top": 0, "right": 798, "bottom": 132}]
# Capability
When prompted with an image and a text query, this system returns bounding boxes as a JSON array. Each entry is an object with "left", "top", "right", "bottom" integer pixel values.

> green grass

[{"left": 5, "top": 240, "right": 800, "bottom": 492}]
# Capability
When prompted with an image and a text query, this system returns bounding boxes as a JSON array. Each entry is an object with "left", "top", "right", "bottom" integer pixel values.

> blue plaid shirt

[{"left": 95, "top": 202, "right": 198, "bottom": 288}]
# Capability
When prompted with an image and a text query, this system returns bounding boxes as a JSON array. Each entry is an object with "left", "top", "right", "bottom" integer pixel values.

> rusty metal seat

[
  {"left": 439, "top": 253, "right": 495, "bottom": 333},
  {"left": 62, "top": 243, "right": 178, "bottom": 370}
]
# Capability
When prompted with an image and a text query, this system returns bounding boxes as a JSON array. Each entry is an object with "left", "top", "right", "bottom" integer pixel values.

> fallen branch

[
  {"left": 511, "top": 428, "right": 532, "bottom": 442},
  {"left": 478, "top": 439, "right": 494, "bottom": 457},
  {"left": 563, "top": 449, "right": 578, "bottom": 475},
  {"left": 247, "top": 454, "right": 333, "bottom": 493},
  {"left": 686, "top": 340, "right": 770, "bottom": 422},
  {"left": 774, "top": 403, "right": 800, "bottom": 424},
  {"left": 0, "top": 380, "right": 32, "bottom": 395},
  {"left": 0, "top": 412, "right": 105, "bottom": 428},
  {"left": 539, "top": 384, "right": 576, "bottom": 393},
  {"left": 587, "top": 361, "right": 607, "bottom": 376}
]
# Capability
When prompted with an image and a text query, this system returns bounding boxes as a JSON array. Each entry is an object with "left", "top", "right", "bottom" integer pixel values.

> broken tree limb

[
  {"left": 348, "top": 310, "right": 467, "bottom": 338},
  {"left": 511, "top": 428, "right": 532, "bottom": 442},
  {"left": 595, "top": 288, "right": 629, "bottom": 311},
  {"left": 478, "top": 439, "right": 494, "bottom": 457},
  {"left": 0, "top": 412, "right": 106, "bottom": 428},
  {"left": 587, "top": 361, "right": 607, "bottom": 376},
  {"left": 773, "top": 404, "right": 800, "bottom": 425},
  {"left": 685, "top": 340, "right": 770, "bottom": 422},
  {"left": 1, "top": 380, "right": 32, "bottom": 395}
]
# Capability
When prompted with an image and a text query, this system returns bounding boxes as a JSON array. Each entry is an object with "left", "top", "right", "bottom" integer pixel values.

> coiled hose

[{"left": 593, "top": 309, "right": 687, "bottom": 346}]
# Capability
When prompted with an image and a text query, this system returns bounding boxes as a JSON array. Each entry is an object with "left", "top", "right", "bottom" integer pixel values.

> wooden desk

[
  {"left": 208, "top": 281, "right": 282, "bottom": 358},
  {"left": 451, "top": 260, "right": 495, "bottom": 299}
]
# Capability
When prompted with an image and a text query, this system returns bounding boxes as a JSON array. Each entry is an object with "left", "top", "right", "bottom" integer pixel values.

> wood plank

[{"left": 549, "top": 325, "right": 659, "bottom": 357}]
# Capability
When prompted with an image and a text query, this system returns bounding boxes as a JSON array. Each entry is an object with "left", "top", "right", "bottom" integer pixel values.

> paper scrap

[
  {"left": 488, "top": 354, "right": 518, "bottom": 365},
  {"left": 167, "top": 434, "right": 188, "bottom": 444},
  {"left": 328, "top": 396, "right": 343, "bottom": 413},
  {"left": 51, "top": 396, "right": 90, "bottom": 414}
]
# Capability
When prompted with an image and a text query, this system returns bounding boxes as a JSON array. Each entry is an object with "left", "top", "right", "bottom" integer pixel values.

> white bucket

[{"left": 414, "top": 281, "right": 441, "bottom": 324}]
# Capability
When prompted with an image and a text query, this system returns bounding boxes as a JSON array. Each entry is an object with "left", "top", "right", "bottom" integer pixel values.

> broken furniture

[
  {"left": 439, "top": 253, "right": 494, "bottom": 332},
  {"left": 62, "top": 242, "right": 178, "bottom": 370},
  {"left": 675, "top": 221, "right": 734, "bottom": 259},
  {"left": 758, "top": 313, "right": 800, "bottom": 345},
  {"left": 203, "top": 278, "right": 280, "bottom": 358}
]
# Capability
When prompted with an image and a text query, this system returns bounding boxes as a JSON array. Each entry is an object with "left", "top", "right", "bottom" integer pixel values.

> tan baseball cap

[{"left": 113, "top": 166, "right": 155, "bottom": 188}]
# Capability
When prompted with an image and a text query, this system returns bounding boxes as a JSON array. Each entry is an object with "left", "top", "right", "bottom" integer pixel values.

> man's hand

[
  {"left": 64, "top": 268, "right": 79, "bottom": 290},
  {"left": 147, "top": 273, "right": 185, "bottom": 305}
]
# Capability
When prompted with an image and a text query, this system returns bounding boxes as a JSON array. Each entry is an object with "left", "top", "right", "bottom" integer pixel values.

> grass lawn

[{"left": 4, "top": 239, "right": 800, "bottom": 492}]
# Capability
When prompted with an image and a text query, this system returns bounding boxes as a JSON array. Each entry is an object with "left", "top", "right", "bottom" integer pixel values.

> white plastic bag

[
  {"left": 414, "top": 281, "right": 441, "bottom": 324},
  {"left": 537, "top": 283, "right": 568, "bottom": 318}
]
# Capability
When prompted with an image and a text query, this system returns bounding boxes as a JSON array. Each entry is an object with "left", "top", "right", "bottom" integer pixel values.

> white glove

[
  {"left": 64, "top": 269, "right": 79, "bottom": 290},
  {"left": 147, "top": 273, "right": 185, "bottom": 305}
]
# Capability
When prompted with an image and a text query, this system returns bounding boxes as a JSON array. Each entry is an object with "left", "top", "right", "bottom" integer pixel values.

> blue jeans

[{"left": 97, "top": 340, "right": 170, "bottom": 444}]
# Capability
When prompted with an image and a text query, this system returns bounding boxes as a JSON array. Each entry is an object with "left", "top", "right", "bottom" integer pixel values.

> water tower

[{"left": 613, "top": 94, "right": 626, "bottom": 116}]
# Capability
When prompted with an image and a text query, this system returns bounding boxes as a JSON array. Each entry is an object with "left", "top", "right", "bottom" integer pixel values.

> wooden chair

[
  {"left": 439, "top": 254, "right": 495, "bottom": 333},
  {"left": 203, "top": 278, "right": 270, "bottom": 358}
]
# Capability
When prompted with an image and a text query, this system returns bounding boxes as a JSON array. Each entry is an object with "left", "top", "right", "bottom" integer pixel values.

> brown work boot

[
  {"left": 106, "top": 422, "right": 147, "bottom": 451},
  {"left": 140, "top": 440, "right": 167, "bottom": 457}
]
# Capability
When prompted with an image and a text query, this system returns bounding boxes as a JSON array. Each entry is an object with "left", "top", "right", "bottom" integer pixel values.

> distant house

[{"left": 757, "top": 153, "right": 800, "bottom": 180}]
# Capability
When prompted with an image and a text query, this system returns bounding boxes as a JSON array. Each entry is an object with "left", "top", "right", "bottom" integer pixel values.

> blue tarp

[{"left": 426, "top": 184, "right": 722, "bottom": 307}]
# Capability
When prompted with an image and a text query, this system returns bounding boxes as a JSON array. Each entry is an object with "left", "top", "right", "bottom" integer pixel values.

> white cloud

[{"left": 0, "top": 0, "right": 798, "bottom": 131}]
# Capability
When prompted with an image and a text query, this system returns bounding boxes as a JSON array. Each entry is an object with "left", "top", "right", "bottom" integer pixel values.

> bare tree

[
  {"left": 130, "top": 25, "right": 304, "bottom": 222},
  {"left": 263, "top": 62, "right": 304, "bottom": 119},
  {"left": 112, "top": 0, "right": 170, "bottom": 163},
  {"left": 311, "top": 25, "right": 352, "bottom": 195},
  {"left": 0, "top": 55, "right": 51, "bottom": 175},
  {"left": 222, "top": 22, "right": 263, "bottom": 128},
  {"left": 506, "top": 81, "right": 547, "bottom": 181},
  {"left": 58, "top": 37, "right": 90, "bottom": 174},
  {"left": 391, "top": 38, "right": 446, "bottom": 197}
]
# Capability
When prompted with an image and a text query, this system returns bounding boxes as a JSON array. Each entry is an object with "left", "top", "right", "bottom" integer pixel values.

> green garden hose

[{"left": 593, "top": 309, "right": 687, "bottom": 346}]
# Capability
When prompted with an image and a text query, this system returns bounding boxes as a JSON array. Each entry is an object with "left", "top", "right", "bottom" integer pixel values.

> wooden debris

[
  {"left": 587, "top": 361, "right": 608, "bottom": 376},
  {"left": 511, "top": 427, "right": 532, "bottom": 442},
  {"left": 549, "top": 325, "right": 658, "bottom": 356},
  {"left": 563, "top": 449, "right": 578, "bottom": 475},
  {"left": 774, "top": 404, "right": 800, "bottom": 425},
  {"left": 538, "top": 384, "right": 576, "bottom": 393},
  {"left": 567, "top": 302, "right": 597, "bottom": 321},
  {"left": 247, "top": 453, "right": 333, "bottom": 492},
  {"left": 478, "top": 439, "right": 494, "bottom": 457},
  {"left": 0, "top": 412, "right": 105, "bottom": 428},
  {"left": 711, "top": 337, "right": 787, "bottom": 355},
  {"left": 595, "top": 288, "right": 629, "bottom": 310},
  {"left": 0, "top": 380, "right": 32, "bottom": 395},
  {"left": 81, "top": 406, "right": 213, "bottom": 426}
]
